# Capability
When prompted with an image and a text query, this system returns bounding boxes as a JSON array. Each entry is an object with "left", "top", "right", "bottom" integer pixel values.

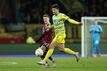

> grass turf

[{"left": 0, "top": 57, "right": 107, "bottom": 71}]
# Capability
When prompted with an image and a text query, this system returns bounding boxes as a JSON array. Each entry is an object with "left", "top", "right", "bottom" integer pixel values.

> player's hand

[
  {"left": 32, "top": 39, "right": 36, "bottom": 44},
  {"left": 95, "top": 29, "right": 99, "bottom": 32},
  {"left": 33, "top": 40, "right": 36, "bottom": 44},
  {"left": 79, "top": 22, "right": 83, "bottom": 26}
]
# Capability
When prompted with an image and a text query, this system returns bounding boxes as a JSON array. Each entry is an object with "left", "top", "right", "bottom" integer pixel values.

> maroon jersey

[{"left": 36, "top": 24, "right": 54, "bottom": 46}]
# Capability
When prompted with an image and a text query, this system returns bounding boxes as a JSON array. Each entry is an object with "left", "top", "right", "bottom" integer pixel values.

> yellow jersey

[
  {"left": 48, "top": 13, "right": 80, "bottom": 43},
  {"left": 52, "top": 13, "right": 80, "bottom": 36}
]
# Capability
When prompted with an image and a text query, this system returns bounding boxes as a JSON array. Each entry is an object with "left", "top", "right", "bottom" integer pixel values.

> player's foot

[
  {"left": 75, "top": 52, "right": 80, "bottom": 62},
  {"left": 37, "top": 60, "right": 49, "bottom": 67},
  {"left": 97, "top": 53, "right": 101, "bottom": 57},
  {"left": 44, "top": 63, "right": 49, "bottom": 68},
  {"left": 92, "top": 54, "right": 97, "bottom": 57},
  {"left": 37, "top": 60, "right": 47, "bottom": 66},
  {"left": 52, "top": 61, "right": 56, "bottom": 67}
]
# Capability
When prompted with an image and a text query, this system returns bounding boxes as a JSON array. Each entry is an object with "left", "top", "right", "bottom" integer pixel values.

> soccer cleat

[
  {"left": 92, "top": 54, "right": 97, "bottom": 57},
  {"left": 37, "top": 60, "right": 47, "bottom": 66},
  {"left": 52, "top": 61, "right": 56, "bottom": 67},
  {"left": 44, "top": 63, "right": 49, "bottom": 68},
  {"left": 37, "top": 60, "right": 50, "bottom": 68},
  {"left": 75, "top": 52, "right": 80, "bottom": 62},
  {"left": 97, "top": 53, "right": 101, "bottom": 57}
]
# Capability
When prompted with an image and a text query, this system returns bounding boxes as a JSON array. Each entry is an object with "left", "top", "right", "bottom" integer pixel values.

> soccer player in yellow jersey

[{"left": 38, "top": 4, "right": 82, "bottom": 66}]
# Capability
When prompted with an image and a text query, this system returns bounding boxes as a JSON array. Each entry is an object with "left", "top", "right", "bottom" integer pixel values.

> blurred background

[{"left": 0, "top": 0, "right": 107, "bottom": 55}]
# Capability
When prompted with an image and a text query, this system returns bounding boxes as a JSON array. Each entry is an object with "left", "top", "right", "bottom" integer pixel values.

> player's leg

[
  {"left": 92, "top": 39, "right": 100, "bottom": 57},
  {"left": 57, "top": 43, "right": 75, "bottom": 54},
  {"left": 42, "top": 42, "right": 56, "bottom": 63},
  {"left": 49, "top": 56, "right": 56, "bottom": 67},
  {"left": 38, "top": 45, "right": 48, "bottom": 65},
  {"left": 43, "top": 49, "right": 56, "bottom": 67},
  {"left": 43, "top": 40, "right": 57, "bottom": 61},
  {"left": 42, "top": 35, "right": 66, "bottom": 61},
  {"left": 39, "top": 43, "right": 56, "bottom": 63},
  {"left": 44, "top": 47, "right": 56, "bottom": 65},
  {"left": 37, "top": 39, "right": 57, "bottom": 65},
  {"left": 40, "top": 55, "right": 48, "bottom": 64},
  {"left": 40, "top": 45, "right": 46, "bottom": 52},
  {"left": 57, "top": 43, "right": 80, "bottom": 62},
  {"left": 39, "top": 45, "right": 46, "bottom": 60},
  {"left": 92, "top": 38, "right": 96, "bottom": 57},
  {"left": 92, "top": 43, "right": 97, "bottom": 57},
  {"left": 55, "top": 35, "right": 80, "bottom": 62},
  {"left": 95, "top": 39, "right": 101, "bottom": 56}
]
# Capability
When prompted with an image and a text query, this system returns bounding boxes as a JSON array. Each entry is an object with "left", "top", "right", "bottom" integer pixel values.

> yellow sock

[
  {"left": 44, "top": 48, "right": 54, "bottom": 61},
  {"left": 64, "top": 48, "right": 76, "bottom": 54}
]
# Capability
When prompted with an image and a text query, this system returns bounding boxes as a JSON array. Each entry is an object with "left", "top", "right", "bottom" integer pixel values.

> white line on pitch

[{"left": 0, "top": 62, "right": 18, "bottom": 65}]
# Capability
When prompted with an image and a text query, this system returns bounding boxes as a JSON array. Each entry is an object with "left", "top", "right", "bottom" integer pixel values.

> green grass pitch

[{"left": 0, "top": 57, "right": 107, "bottom": 71}]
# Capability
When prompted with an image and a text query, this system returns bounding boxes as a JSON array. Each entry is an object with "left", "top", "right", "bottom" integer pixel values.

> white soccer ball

[{"left": 35, "top": 48, "right": 43, "bottom": 56}]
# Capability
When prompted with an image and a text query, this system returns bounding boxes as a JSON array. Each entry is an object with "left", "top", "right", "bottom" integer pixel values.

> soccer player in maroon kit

[{"left": 36, "top": 14, "right": 55, "bottom": 67}]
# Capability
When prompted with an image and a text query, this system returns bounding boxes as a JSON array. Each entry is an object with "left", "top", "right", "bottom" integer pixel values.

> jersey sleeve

[
  {"left": 61, "top": 14, "right": 80, "bottom": 24},
  {"left": 61, "top": 13, "right": 69, "bottom": 20},
  {"left": 98, "top": 25, "right": 103, "bottom": 33},
  {"left": 89, "top": 25, "right": 94, "bottom": 33}
]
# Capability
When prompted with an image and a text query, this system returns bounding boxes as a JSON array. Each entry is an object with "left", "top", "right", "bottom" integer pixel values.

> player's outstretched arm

[
  {"left": 68, "top": 19, "right": 83, "bottom": 26},
  {"left": 68, "top": 19, "right": 80, "bottom": 25},
  {"left": 61, "top": 13, "right": 81, "bottom": 25}
]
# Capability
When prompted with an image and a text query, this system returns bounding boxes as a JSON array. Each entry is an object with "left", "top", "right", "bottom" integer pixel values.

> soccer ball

[{"left": 35, "top": 48, "right": 43, "bottom": 56}]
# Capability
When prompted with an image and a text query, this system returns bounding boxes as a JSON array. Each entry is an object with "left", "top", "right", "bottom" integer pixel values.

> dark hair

[
  {"left": 51, "top": 4, "right": 60, "bottom": 9},
  {"left": 43, "top": 14, "right": 50, "bottom": 18}
]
